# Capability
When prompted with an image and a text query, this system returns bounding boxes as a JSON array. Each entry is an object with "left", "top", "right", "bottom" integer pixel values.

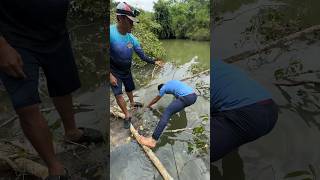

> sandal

[
  {"left": 123, "top": 117, "right": 131, "bottom": 129},
  {"left": 131, "top": 102, "right": 143, "bottom": 108},
  {"left": 66, "top": 127, "right": 103, "bottom": 144}
]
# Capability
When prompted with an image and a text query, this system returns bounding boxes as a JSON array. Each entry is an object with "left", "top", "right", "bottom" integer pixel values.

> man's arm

[
  {"left": 109, "top": 72, "right": 117, "bottom": 87},
  {"left": 133, "top": 45, "right": 155, "bottom": 64},
  {"left": 147, "top": 95, "right": 161, "bottom": 108},
  {"left": 131, "top": 35, "right": 164, "bottom": 66}
]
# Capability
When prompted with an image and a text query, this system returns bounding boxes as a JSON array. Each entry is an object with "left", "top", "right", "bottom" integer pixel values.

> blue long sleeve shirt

[{"left": 110, "top": 24, "right": 154, "bottom": 76}]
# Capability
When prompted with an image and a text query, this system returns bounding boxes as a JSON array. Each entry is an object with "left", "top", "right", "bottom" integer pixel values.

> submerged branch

[
  {"left": 223, "top": 25, "right": 320, "bottom": 63},
  {"left": 274, "top": 80, "right": 320, "bottom": 87}
]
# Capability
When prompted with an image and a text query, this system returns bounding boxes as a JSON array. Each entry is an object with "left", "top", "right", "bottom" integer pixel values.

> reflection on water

[
  {"left": 161, "top": 39, "right": 210, "bottom": 68},
  {"left": 213, "top": 0, "right": 320, "bottom": 179}
]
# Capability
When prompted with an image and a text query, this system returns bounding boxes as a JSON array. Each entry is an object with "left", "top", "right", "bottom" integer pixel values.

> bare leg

[
  {"left": 16, "top": 104, "right": 64, "bottom": 175},
  {"left": 126, "top": 91, "right": 134, "bottom": 107},
  {"left": 52, "top": 94, "right": 83, "bottom": 141},
  {"left": 115, "top": 94, "right": 131, "bottom": 119}
]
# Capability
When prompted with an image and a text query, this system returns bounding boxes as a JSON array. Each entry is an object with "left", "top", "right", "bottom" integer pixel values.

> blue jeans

[
  {"left": 152, "top": 93, "right": 197, "bottom": 140},
  {"left": 211, "top": 99, "right": 278, "bottom": 162}
]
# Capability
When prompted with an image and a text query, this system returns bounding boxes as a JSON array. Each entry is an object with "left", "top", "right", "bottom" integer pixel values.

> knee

[
  {"left": 115, "top": 94, "right": 124, "bottom": 100},
  {"left": 16, "top": 104, "right": 42, "bottom": 126}
]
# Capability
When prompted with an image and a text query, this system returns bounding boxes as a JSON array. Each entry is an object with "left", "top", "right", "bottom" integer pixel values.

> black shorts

[
  {"left": 0, "top": 36, "right": 81, "bottom": 109},
  {"left": 110, "top": 72, "right": 135, "bottom": 96}
]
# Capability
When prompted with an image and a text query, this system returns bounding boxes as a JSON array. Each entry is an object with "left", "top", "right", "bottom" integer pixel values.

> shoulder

[
  {"left": 110, "top": 24, "right": 117, "bottom": 33},
  {"left": 128, "top": 33, "right": 140, "bottom": 45}
]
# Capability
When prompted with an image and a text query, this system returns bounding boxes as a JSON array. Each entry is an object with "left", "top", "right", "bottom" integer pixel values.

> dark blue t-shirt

[
  {"left": 0, "top": 0, "right": 69, "bottom": 52},
  {"left": 211, "top": 59, "right": 271, "bottom": 112}
]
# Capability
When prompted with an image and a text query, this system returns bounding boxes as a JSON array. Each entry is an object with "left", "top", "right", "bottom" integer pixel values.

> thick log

[
  {"left": 110, "top": 107, "right": 125, "bottom": 119},
  {"left": 223, "top": 25, "right": 320, "bottom": 63},
  {"left": 130, "top": 124, "right": 174, "bottom": 180},
  {"left": 143, "top": 69, "right": 209, "bottom": 89},
  {"left": 14, "top": 158, "right": 48, "bottom": 179},
  {"left": 0, "top": 156, "right": 48, "bottom": 179}
]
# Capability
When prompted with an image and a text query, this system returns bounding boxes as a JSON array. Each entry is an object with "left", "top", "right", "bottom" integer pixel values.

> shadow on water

[
  {"left": 110, "top": 39, "right": 210, "bottom": 180},
  {"left": 213, "top": 0, "right": 320, "bottom": 179}
]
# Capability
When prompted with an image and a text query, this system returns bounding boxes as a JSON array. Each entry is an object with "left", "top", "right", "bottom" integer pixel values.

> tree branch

[{"left": 223, "top": 25, "right": 320, "bottom": 63}]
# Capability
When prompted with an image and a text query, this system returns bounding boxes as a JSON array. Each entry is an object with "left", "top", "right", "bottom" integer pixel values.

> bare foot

[{"left": 139, "top": 136, "right": 156, "bottom": 148}]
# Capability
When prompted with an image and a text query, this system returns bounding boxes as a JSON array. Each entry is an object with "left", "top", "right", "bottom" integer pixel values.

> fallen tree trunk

[
  {"left": 110, "top": 107, "right": 125, "bottom": 119},
  {"left": 180, "top": 69, "right": 209, "bottom": 82},
  {"left": 143, "top": 69, "right": 209, "bottom": 89},
  {"left": 0, "top": 157, "right": 48, "bottom": 179},
  {"left": 130, "top": 124, "right": 174, "bottom": 180},
  {"left": 14, "top": 158, "right": 48, "bottom": 179},
  {"left": 223, "top": 25, "right": 320, "bottom": 63},
  {"left": 274, "top": 80, "right": 320, "bottom": 86}
]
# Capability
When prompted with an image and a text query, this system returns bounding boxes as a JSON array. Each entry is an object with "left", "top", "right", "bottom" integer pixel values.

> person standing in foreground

[
  {"left": 211, "top": 59, "right": 278, "bottom": 162},
  {"left": 0, "top": 1, "right": 102, "bottom": 179},
  {"left": 110, "top": 2, "right": 163, "bottom": 129},
  {"left": 139, "top": 80, "right": 197, "bottom": 148}
]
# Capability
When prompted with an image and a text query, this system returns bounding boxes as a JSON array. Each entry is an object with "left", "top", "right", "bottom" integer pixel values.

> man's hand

[
  {"left": 0, "top": 37, "right": 26, "bottom": 79},
  {"left": 154, "top": 58, "right": 165, "bottom": 67},
  {"left": 110, "top": 73, "right": 117, "bottom": 86}
]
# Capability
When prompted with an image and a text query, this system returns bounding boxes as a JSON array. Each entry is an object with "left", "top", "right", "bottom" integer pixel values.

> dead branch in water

[
  {"left": 274, "top": 80, "right": 320, "bottom": 86},
  {"left": 223, "top": 25, "right": 320, "bottom": 63}
]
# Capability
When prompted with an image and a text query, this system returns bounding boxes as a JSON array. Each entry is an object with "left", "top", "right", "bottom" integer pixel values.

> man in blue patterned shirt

[{"left": 110, "top": 2, "right": 162, "bottom": 129}]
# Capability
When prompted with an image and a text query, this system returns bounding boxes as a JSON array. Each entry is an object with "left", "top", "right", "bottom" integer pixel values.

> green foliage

[
  {"left": 187, "top": 114, "right": 209, "bottom": 156},
  {"left": 153, "top": 0, "right": 175, "bottom": 39},
  {"left": 69, "top": 0, "right": 107, "bottom": 20},
  {"left": 154, "top": 0, "right": 210, "bottom": 41}
]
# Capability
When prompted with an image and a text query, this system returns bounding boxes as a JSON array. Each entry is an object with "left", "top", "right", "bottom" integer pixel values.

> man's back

[
  {"left": 211, "top": 60, "right": 271, "bottom": 112},
  {"left": 159, "top": 80, "right": 194, "bottom": 98}
]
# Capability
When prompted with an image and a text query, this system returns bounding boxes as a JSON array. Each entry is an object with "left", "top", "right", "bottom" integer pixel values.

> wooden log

[
  {"left": 274, "top": 80, "right": 320, "bottom": 86},
  {"left": 130, "top": 124, "right": 174, "bottom": 180},
  {"left": 14, "top": 158, "right": 48, "bottom": 179},
  {"left": 110, "top": 106, "right": 125, "bottom": 119},
  {"left": 180, "top": 69, "right": 210, "bottom": 82},
  {"left": 0, "top": 156, "right": 48, "bottom": 179},
  {"left": 164, "top": 128, "right": 193, "bottom": 133},
  {"left": 223, "top": 25, "right": 320, "bottom": 63},
  {"left": 143, "top": 69, "right": 209, "bottom": 89}
]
